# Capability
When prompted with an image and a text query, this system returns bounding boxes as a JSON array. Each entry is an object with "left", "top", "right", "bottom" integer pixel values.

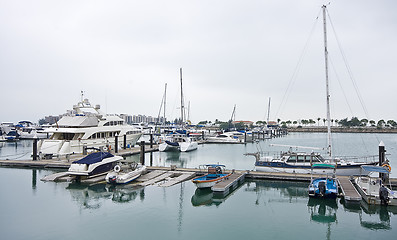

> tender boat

[
  {"left": 354, "top": 165, "right": 397, "bottom": 206},
  {"left": 38, "top": 95, "right": 142, "bottom": 158},
  {"left": 105, "top": 162, "right": 147, "bottom": 184},
  {"left": 192, "top": 164, "right": 232, "bottom": 189},
  {"left": 68, "top": 152, "right": 122, "bottom": 176},
  {"left": 308, "top": 164, "right": 338, "bottom": 198}
]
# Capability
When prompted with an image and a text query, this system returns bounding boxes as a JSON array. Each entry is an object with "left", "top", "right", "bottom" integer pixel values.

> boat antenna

[{"left": 322, "top": 5, "right": 332, "bottom": 159}]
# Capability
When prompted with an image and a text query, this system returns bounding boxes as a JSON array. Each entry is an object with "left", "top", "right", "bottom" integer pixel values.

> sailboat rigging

[{"left": 247, "top": 5, "right": 377, "bottom": 176}]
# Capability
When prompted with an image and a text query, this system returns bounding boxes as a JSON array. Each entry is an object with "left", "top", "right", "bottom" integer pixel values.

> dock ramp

[{"left": 338, "top": 176, "right": 362, "bottom": 203}]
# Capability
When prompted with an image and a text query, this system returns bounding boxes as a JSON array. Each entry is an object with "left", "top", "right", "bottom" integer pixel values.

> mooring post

[
  {"left": 123, "top": 134, "right": 127, "bottom": 149},
  {"left": 244, "top": 131, "right": 247, "bottom": 143},
  {"left": 140, "top": 141, "right": 145, "bottom": 165},
  {"left": 379, "top": 141, "right": 386, "bottom": 179},
  {"left": 115, "top": 134, "right": 118, "bottom": 153},
  {"left": 150, "top": 134, "right": 153, "bottom": 148},
  {"left": 33, "top": 137, "right": 38, "bottom": 161}
]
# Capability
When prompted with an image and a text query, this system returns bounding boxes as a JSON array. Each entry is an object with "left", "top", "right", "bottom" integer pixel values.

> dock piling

[
  {"left": 32, "top": 138, "right": 38, "bottom": 161},
  {"left": 140, "top": 141, "right": 145, "bottom": 165},
  {"left": 115, "top": 135, "right": 118, "bottom": 153}
]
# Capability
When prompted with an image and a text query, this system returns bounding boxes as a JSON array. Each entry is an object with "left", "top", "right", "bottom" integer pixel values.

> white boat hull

[
  {"left": 354, "top": 177, "right": 397, "bottom": 206},
  {"left": 180, "top": 142, "right": 198, "bottom": 152},
  {"left": 39, "top": 133, "right": 141, "bottom": 156},
  {"left": 106, "top": 165, "right": 147, "bottom": 184},
  {"left": 255, "top": 165, "right": 370, "bottom": 176}
]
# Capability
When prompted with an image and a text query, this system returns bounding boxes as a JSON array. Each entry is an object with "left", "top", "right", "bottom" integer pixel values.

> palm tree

[
  {"left": 317, "top": 117, "right": 321, "bottom": 126},
  {"left": 361, "top": 118, "right": 368, "bottom": 127}
]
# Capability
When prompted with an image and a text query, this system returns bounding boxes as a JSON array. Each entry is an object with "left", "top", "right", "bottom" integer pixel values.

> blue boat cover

[
  {"left": 361, "top": 165, "right": 390, "bottom": 173},
  {"left": 176, "top": 130, "right": 187, "bottom": 134},
  {"left": 72, "top": 152, "right": 114, "bottom": 165},
  {"left": 165, "top": 141, "right": 179, "bottom": 146}
]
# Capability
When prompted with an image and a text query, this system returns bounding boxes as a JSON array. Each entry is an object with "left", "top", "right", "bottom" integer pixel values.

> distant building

[
  {"left": 44, "top": 115, "right": 61, "bottom": 125},
  {"left": 232, "top": 121, "right": 254, "bottom": 127}
]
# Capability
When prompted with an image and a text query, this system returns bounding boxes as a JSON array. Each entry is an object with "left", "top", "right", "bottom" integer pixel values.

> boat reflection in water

[
  {"left": 307, "top": 198, "right": 338, "bottom": 240},
  {"left": 66, "top": 183, "right": 145, "bottom": 209},
  {"left": 359, "top": 202, "right": 396, "bottom": 230},
  {"left": 191, "top": 179, "right": 244, "bottom": 207}
]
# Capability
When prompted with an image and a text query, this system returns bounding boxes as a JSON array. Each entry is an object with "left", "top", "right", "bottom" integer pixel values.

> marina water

[{"left": 1, "top": 132, "right": 396, "bottom": 239}]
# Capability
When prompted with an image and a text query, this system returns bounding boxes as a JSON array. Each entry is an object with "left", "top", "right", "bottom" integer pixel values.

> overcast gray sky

[{"left": 1, "top": 0, "right": 396, "bottom": 124}]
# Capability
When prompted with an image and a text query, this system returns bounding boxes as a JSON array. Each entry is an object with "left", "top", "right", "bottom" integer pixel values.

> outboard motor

[
  {"left": 109, "top": 176, "right": 117, "bottom": 184},
  {"left": 379, "top": 185, "right": 389, "bottom": 206},
  {"left": 318, "top": 182, "right": 326, "bottom": 196}
]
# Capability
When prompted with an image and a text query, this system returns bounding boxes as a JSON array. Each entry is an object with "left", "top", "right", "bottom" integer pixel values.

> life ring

[
  {"left": 114, "top": 165, "right": 121, "bottom": 173},
  {"left": 102, "top": 146, "right": 108, "bottom": 151},
  {"left": 382, "top": 164, "right": 391, "bottom": 172}
]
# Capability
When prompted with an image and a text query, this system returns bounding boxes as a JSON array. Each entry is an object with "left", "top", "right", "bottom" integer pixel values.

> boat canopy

[
  {"left": 204, "top": 164, "right": 226, "bottom": 168},
  {"left": 312, "top": 163, "right": 335, "bottom": 168},
  {"left": 361, "top": 165, "right": 390, "bottom": 173},
  {"left": 72, "top": 152, "right": 114, "bottom": 165}
]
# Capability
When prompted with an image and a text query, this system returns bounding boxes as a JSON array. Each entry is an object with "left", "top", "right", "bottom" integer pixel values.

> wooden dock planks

[
  {"left": 157, "top": 172, "right": 196, "bottom": 187},
  {"left": 338, "top": 176, "right": 362, "bottom": 202},
  {"left": 212, "top": 173, "right": 246, "bottom": 193}
]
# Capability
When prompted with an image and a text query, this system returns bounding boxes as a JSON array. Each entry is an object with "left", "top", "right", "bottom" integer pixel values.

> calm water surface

[{"left": 1, "top": 133, "right": 396, "bottom": 239}]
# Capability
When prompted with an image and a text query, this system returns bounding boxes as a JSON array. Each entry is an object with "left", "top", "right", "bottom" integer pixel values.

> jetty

[
  {"left": 338, "top": 176, "right": 362, "bottom": 202},
  {"left": 2, "top": 157, "right": 396, "bottom": 204},
  {"left": 212, "top": 172, "right": 246, "bottom": 195}
]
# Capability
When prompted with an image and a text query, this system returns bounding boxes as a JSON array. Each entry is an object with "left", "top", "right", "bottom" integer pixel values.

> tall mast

[
  {"left": 164, "top": 83, "right": 167, "bottom": 123},
  {"left": 322, "top": 5, "right": 332, "bottom": 158},
  {"left": 266, "top": 97, "right": 271, "bottom": 124},
  {"left": 180, "top": 68, "right": 185, "bottom": 126}
]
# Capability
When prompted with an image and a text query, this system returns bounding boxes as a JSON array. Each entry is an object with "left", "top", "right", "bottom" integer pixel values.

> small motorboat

[
  {"left": 106, "top": 162, "right": 147, "bottom": 184},
  {"left": 192, "top": 164, "right": 232, "bottom": 189},
  {"left": 308, "top": 164, "right": 338, "bottom": 199},
  {"left": 68, "top": 152, "right": 122, "bottom": 176},
  {"left": 354, "top": 165, "right": 397, "bottom": 206}
]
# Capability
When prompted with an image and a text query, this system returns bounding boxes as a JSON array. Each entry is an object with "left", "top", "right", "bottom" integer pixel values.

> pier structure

[{"left": 2, "top": 158, "right": 396, "bottom": 203}]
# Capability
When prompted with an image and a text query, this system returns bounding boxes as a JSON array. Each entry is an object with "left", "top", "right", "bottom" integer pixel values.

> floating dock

[
  {"left": 212, "top": 172, "right": 246, "bottom": 194},
  {"left": 338, "top": 176, "right": 362, "bottom": 202}
]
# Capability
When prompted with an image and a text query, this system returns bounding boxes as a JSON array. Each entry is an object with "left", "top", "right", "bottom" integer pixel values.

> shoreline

[{"left": 287, "top": 127, "right": 397, "bottom": 134}]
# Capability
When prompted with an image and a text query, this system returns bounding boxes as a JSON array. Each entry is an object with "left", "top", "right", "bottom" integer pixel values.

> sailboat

[
  {"left": 248, "top": 5, "right": 377, "bottom": 176},
  {"left": 159, "top": 68, "right": 198, "bottom": 152}
]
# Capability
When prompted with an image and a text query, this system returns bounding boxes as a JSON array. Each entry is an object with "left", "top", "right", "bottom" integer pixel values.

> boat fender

[
  {"left": 382, "top": 164, "right": 391, "bottom": 172},
  {"left": 114, "top": 165, "right": 121, "bottom": 173}
]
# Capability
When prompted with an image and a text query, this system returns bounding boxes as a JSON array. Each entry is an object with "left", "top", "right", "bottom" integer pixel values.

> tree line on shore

[
  {"left": 272, "top": 117, "right": 397, "bottom": 128},
  {"left": 198, "top": 117, "right": 397, "bottom": 129}
]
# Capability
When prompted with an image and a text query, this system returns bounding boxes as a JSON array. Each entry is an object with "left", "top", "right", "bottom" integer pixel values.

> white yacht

[
  {"left": 16, "top": 121, "right": 48, "bottom": 139},
  {"left": 159, "top": 133, "right": 198, "bottom": 152},
  {"left": 205, "top": 131, "right": 246, "bottom": 144},
  {"left": 38, "top": 97, "right": 142, "bottom": 158}
]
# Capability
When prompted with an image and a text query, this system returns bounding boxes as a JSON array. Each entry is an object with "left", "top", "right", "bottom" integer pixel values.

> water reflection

[
  {"left": 66, "top": 183, "right": 145, "bottom": 209},
  {"left": 244, "top": 180, "right": 308, "bottom": 205},
  {"left": 359, "top": 202, "right": 393, "bottom": 230},
  {"left": 157, "top": 151, "right": 197, "bottom": 168},
  {"left": 307, "top": 198, "right": 338, "bottom": 240},
  {"left": 191, "top": 181, "right": 244, "bottom": 207}
]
